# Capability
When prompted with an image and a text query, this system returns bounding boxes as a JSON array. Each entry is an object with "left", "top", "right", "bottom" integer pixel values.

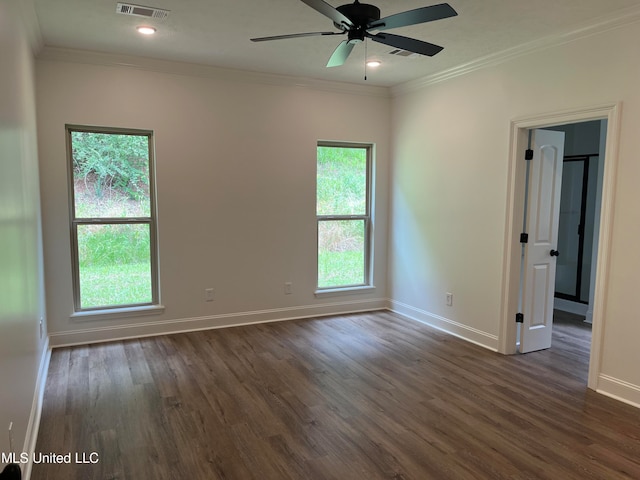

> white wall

[
  {"left": 35, "top": 54, "right": 391, "bottom": 345},
  {"left": 389, "top": 65, "right": 511, "bottom": 349},
  {"left": 390, "top": 21, "right": 640, "bottom": 405},
  {"left": 0, "top": 0, "right": 49, "bottom": 472}
]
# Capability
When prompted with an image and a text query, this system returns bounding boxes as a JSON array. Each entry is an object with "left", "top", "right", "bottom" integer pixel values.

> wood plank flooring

[{"left": 32, "top": 311, "right": 640, "bottom": 479}]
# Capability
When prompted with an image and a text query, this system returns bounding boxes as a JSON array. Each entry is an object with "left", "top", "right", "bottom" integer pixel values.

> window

[
  {"left": 316, "top": 143, "right": 372, "bottom": 290},
  {"left": 67, "top": 125, "right": 159, "bottom": 311}
]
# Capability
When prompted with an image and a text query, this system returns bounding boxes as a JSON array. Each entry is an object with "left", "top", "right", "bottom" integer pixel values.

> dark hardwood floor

[{"left": 32, "top": 311, "right": 640, "bottom": 479}]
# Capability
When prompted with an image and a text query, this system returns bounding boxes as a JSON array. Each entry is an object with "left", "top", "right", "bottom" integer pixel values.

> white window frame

[
  {"left": 315, "top": 141, "right": 374, "bottom": 293},
  {"left": 66, "top": 124, "right": 160, "bottom": 313}
]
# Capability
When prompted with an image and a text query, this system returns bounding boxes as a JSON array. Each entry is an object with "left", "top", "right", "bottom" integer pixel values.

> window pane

[
  {"left": 317, "top": 146, "right": 367, "bottom": 216},
  {"left": 318, "top": 220, "right": 365, "bottom": 288},
  {"left": 71, "top": 131, "right": 151, "bottom": 218},
  {"left": 77, "top": 223, "right": 152, "bottom": 309}
]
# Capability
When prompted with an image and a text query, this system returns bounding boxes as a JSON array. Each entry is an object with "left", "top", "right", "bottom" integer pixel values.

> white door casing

[
  {"left": 500, "top": 103, "right": 620, "bottom": 392},
  {"left": 519, "top": 129, "right": 565, "bottom": 353}
]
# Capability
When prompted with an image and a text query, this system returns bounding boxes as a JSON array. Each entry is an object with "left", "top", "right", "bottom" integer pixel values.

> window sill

[
  {"left": 314, "top": 285, "right": 376, "bottom": 298},
  {"left": 71, "top": 304, "right": 165, "bottom": 322}
]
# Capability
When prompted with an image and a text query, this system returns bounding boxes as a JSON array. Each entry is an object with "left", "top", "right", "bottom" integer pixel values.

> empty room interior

[{"left": 3, "top": 0, "right": 640, "bottom": 478}]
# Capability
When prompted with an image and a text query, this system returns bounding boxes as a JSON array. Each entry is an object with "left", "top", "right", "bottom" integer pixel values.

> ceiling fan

[{"left": 250, "top": 0, "right": 457, "bottom": 67}]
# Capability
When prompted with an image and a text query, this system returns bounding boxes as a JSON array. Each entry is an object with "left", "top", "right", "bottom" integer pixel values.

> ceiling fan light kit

[{"left": 250, "top": 0, "right": 457, "bottom": 69}]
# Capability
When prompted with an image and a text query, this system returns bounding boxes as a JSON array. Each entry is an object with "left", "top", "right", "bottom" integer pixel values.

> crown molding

[
  {"left": 36, "top": 46, "right": 391, "bottom": 99},
  {"left": 391, "top": 4, "right": 640, "bottom": 97}
]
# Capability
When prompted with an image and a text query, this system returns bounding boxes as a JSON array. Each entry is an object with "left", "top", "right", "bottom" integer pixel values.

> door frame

[{"left": 499, "top": 103, "right": 621, "bottom": 390}]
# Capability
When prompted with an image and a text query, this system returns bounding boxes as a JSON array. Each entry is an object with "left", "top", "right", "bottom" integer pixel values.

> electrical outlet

[
  {"left": 204, "top": 288, "right": 214, "bottom": 302},
  {"left": 446, "top": 292, "right": 453, "bottom": 306},
  {"left": 284, "top": 282, "right": 292, "bottom": 295}
]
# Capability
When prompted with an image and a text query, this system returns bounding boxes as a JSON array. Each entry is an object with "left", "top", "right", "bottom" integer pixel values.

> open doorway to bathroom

[{"left": 548, "top": 120, "right": 606, "bottom": 339}]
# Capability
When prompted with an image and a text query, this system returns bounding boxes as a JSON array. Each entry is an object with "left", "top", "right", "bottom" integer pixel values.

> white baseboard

[
  {"left": 21, "top": 338, "right": 51, "bottom": 480},
  {"left": 596, "top": 374, "right": 640, "bottom": 409},
  {"left": 48, "top": 298, "right": 389, "bottom": 347},
  {"left": 389, "top": 300, "right": 499, "bottom": 352}
]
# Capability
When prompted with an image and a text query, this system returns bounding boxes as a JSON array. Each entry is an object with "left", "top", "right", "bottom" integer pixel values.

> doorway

[
  {"left": 548, "top": 120, "right": 605, "bottom": 324},
  {"left": 499, "top": 104, "right": 621, "bottom": 391}
]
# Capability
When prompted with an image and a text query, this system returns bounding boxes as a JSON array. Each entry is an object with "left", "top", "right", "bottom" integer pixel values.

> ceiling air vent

[
  {"left": 116, "top": 3, "right": 170, "bottom": 19},
  {"left": 388, "top": 49, "right": 417, "bottom": 58}
]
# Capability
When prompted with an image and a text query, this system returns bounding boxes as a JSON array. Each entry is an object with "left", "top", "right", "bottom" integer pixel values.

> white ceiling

[{"left": 33, "top": 0, "right": 640, "bottom": 87}]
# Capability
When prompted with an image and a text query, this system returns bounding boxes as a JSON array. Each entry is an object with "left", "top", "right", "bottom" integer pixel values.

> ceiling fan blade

[
  {"left": 369, "top": 32, "right": 443, "bottom": 56},
  {"left": 368, "top": 3, "right": 457, "bottom": 31},
  {"left": 251, "top": 31, "right": 344, "bottom": 42},
  {"left": 300, "top": 0, "right": 354, "bottom": 29},
  {"left": 326, "top": 40, "right": 355, "bottom": 67}
]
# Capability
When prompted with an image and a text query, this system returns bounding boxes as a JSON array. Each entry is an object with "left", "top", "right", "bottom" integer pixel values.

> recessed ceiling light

[
  {"left": 366, "top": 61, "right": 381, "bottom": 68},
  {"left": 136, "top": 26, "right": 156, "bottom": 35}
]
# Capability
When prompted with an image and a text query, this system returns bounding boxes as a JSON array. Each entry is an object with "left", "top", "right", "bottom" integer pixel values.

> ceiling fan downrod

[{"left": 334, "top": 0, "right": 381, "bottom": 30}]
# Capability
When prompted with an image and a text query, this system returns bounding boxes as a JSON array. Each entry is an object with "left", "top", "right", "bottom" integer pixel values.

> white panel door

[{"left": 520, "top": 129, "right": 565, "bottom": 353}]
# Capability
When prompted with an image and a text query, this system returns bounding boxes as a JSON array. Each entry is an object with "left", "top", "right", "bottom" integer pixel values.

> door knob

[{"left": 550, "top": 249, "right": 560, "bottom": 257}]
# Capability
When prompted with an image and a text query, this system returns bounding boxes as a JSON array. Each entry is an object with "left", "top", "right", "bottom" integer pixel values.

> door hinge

[
  {"left": 525, "top": 149, "right": 534, "bottom": 160},
  {"left": 516, "top": 313, "right": 524, "bottom": 323},
  {"left": 520, "top": 233, "right": 529, "bottom": 244}
]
